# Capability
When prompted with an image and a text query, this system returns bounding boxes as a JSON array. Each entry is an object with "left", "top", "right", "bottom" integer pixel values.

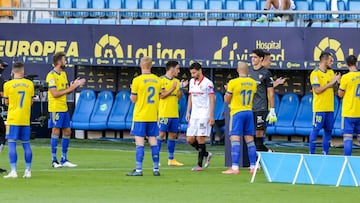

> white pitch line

[{"left": 33, "top": 166, "right": 227, "bottom": 172}]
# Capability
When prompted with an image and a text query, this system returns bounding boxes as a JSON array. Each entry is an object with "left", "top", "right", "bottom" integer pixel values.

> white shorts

[
  {"left": 271, "top": 0, "right": 296, "bottom": 10},
  {"left": 186, "top": 118, "right": 212, "bottom": 137}
]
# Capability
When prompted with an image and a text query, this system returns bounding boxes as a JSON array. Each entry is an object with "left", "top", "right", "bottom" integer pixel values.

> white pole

[
  {"left": 250, "top": 153, "right": 262, "bottom": 183},
  {"left": 292, "top": 154, "right": 304, "bottom": 185},
  {"left": 336, "top": 157, "right": 348, "bottom": 187}
]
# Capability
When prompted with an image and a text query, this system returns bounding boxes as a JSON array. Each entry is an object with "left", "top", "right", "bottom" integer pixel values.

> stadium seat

[
  {"left": 190, "top": 0, "right": 206, "bottom": 19},
  {"left": 83, "top": 18, "right": 100, "bottom": 24},
  {"left": 89, "top": 91, "right": 114, "bottom": 130},
  {"left": 275, "top": 93, "right": 299, "bottom": 135},
  {"left": 166, "top": 19, "right": 183, "bottom": 25},
  {"left": 224, "top": 0, "right": 241, "bottom": 19},
  {"left": 120, "top": 19, "right": 133, "bottom": 25},
  {"left": 58, "top": 0, "right": 73, "bottom": 17},
  {"left": 309, "top": 21, "right": 322, "bottom": 27},
  {"left": 51, "top": 18, "right": 66, "bottom": 24},
  {"left": 68, "top": 18, "right": 84, "bottom": 24},
  {"left": 183, "top": 19, "right": 200, "bottom": 26},
  {"left": 71, "top": 89, "right": 96, "bottom": 130},
  {"left": 123, "top": 0, "right": 140, "bottom": 18},
  {"left": 100, "top": 19, "right": 117, "bottom": 24},
  {"left": 74, "top": 0, "right": 89, "bottom": 17},
  {"left": 106, "top": 0, "right": 122, "bottom": 17},
  {"left": 125, "top": 102, "right": 135, "bottom": 130},
  {"left": 217, "top": 20, "right": 234, "bottom": 26},
  {"left": 208, "top": 0, "right": 224, "bottom": 19},
  {"left": 179, "top": 92, "right": 188, "bottom": 132},
  {"left": 133, "top": 19, "right": 150, "bottom": 25},
  {"left": 157, "top": 0, "right": 173, "bottom": 18},
  {"left": 214, "top": 92, "right": 224, "bottom": 120},
  {"left": 322, "top": 22, "right": 340, "bottom": 28},
  {"left": 334, "top": 0, "right": 347, "bottom": 21},
  {"left": 286, "top": 21, "right": 295, "bottom": 27},
  {"left": 347, "top": 0, "right": 360, "bottom": 20},
  {"left": 234, "top": 20, "right": 251, "bottom": 26},
  {"left": 269, "top": 21, "right": 287, "bottom": 27},
  {"left": 90, "top": 0, "right": 105, "bottom": 17},
  {"left": 139, "top": 0, "right": 156, "bottom": 18},
  {"left": 150, "top": 19, "right": 167, "bottom": 25},
  {"left": 241, "top": 0, "right": 259, "bottom": 20},
  {"left": 173, "top": 0, "right": 190, "bottom": 18},
  {"left": 294, "top": 0, "right": 310, "bottom": 20},
  {"left": 252, "top": 21, "right": 269, "bottom": 27},
  {"left": 266, "top": 93, "right": 280, "bottom": 135},
  {"left": 294, "top": 94, "right": 313, "bottom": 136},
  {"left": 340, "top": 22, "right": 358, "bottom": 28},
  {"left": 200, "top": 20, "right": 217, "bottom": 26},
  {"left": 333, "top": 100, "right": 342, "bottom": 137},
  {"left": 35, "top": 18, "right": 51, "bottom": 23},
  {"left": 311, "top": 0, "right": 330, "bottom": 21},
  {"left": 107, "top": 91, "right": 131, "bottom": 130}
]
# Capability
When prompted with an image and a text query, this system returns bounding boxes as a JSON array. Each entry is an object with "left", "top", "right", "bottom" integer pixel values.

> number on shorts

[
  {"left": 240, "top": 90, "right": 253, "bottom": 106},
  {"left": 147, "top": 86, "right": 155, "bottom": 104},
  {"left": 315, "top": 115, "right": 322, "bottom": 123},
  {"left": 356, "top": 84, "right": 360, "bottom": 99},
  {"left": 18, "top": 91, "right": 25, "bottom": 108}
]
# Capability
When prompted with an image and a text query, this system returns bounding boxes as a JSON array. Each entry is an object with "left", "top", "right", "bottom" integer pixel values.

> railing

[{"left": 0, "top": 7, "right": 359, "bottom": 27}]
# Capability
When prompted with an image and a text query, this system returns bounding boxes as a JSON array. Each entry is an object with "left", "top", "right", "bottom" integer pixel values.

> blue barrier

[{"left": 251, "top": 152, "right": 360, "bottom": 187}]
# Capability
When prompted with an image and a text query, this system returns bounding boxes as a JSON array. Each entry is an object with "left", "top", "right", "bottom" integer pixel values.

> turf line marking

[{"left": 34, "top": 166, "right": 227, "bottom": 172}]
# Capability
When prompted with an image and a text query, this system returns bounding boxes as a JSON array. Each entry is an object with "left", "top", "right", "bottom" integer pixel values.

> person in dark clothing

[{"left": 0, "top": 59, "right": 9, "bottom": 173}]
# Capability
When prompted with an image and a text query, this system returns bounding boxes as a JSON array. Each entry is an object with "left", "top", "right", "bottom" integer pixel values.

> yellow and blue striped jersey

[
  {"left": 4, "top": 78, "right": 34, "bottom": 126},
  {"left": 159, "top": 76, "right": 180, "bottom": 118},
  {"left": 46, "top": 69, "right": 68, "bottom": 112},
  {"left": 310, "top": 68, "right": 335, "bottom": 112},
  {"left": 340, "top": 71, "right": 360, "bottom": 117}
]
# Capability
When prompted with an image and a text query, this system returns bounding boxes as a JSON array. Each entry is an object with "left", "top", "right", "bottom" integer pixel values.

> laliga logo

[
  {"left": 313, "top": 37, "right": 345, "bottom": 62},
  {"left": 94, "top": 34, "right": 124, "bottom": 59}
]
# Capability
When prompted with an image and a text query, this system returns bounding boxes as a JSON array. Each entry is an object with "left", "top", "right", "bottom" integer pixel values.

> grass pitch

[{"left": 0, "top": 139, "right": 358, "bottom": 203}]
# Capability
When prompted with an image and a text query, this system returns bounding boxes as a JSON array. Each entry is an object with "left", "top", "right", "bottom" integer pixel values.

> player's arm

[
  {"left": 312, "top": 73, "right": 341, "bottom": 94},
  {"left": 177, "top": 80, "right": 188, "bottom": 99},
  {"left": 160, "top": 80, "right": 178, "bottom": 99},
  {"left": 208, "top": 83, "right": 215, "bottom": 125},
  {"left": 130, "top": 78, "right": 138, "bottom": 103},
  {"left": 337, "top": 77, "right": 346, "bottom": 98},
  {"left": 185, "top": 94, "right": 192, "bottom": 121},
  {"left": 273, "top": 77, "right": 286, "bottom": 88},
  {"left": 224, "top": 81, "right": 232, "bottom": 103},
  {"left": 48, "top": 77, "right": 84, "bottom": 98},
  {"left": 267, "top": 87, "right": 275, "bottom": 108}
]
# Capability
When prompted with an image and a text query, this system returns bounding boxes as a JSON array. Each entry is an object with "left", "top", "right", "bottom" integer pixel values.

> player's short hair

[
  {"left": 346, "top": 55, "right": 357, "bottom": 66},
  {"left": 12, "top": 62, "right": 24, "bottom": 73},
  {"left": 140, "top": 56, "right": 152, "bottom": 69},
  {"left": 319, "top": 51, "right": 331, "bottom": 61},
  {"left": 251, "top": 49, "right": 265, "bottom": 59},
  {"left": 53, "top": 51, "right": 66, "bottom": 65},
  {"left": 189, "top": 62, "right": 202, "bottom": 70},
  {"left": 263, "top": 51, "right": 271, "bottom": 56},
  {"left": 165, "top": 60, "right": 179, "bottom": 71}
]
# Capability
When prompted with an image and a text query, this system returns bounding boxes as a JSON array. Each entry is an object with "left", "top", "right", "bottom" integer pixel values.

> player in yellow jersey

[
  {"left": 338, "top": 55, "right": 360, "bottom": 156},
  {"left": 222, "top": 62, "right": 257, "bottom": 175},
  {"left": 157, "top": 60, "right": 188, "bottom": 166},
  {"left": 127, "top": 57, "right": 161, "bottom": 176},
  {"left": 309, "top": 52, "right": 340, "bottom": 155},
  {"left": 47, "top": 52, "right": 85, "bottom": 168},
  {"left": 3, "top": 62, "right": 34, "bottom": 178}
]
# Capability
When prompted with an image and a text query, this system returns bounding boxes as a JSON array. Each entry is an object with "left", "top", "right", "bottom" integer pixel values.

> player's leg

[
  {"left": 254, "top": 111, "right": 269, "bottom": 151},
  {"left": 127, "top": 122, "right": 146, "bottom": 176},
  {"left": 0, "top": 116, "right": 7, "bottom": 173},
  {"left": 49, "top": 112, "right": 61, "bottom": 167},
  {"left": 147, "top": 122, "right": 160, "bottom": 176},
  {"left": 222, "top": 113, "right": 241, "bottom": 174},
  {"left": 309, "top": 112, "right": 325, "bottom": 154},
  {"left": 343, "top": 117, "right": 355, "bottom": 156},
  {"left": 167, "top": 118, "right": 183, "bottom": 166},
  {"left": 4, "top": 126, "right": 18, "bottom": 178},
  {"left": 187, "top": 118, "right": 199, "bottom": 151},
  {"left": 322, "top": 112, "right": 334, "bottom": 155},
  {"left": 257, "top": 0, "right": 279, "bottom": 22},
  {"left": 157, "top": 118, "right": 168, "bottom": 153},
  {"left": 355, "top": 119, "right": 360, "bottom": 147},
  {"left": 21, "top": 126, "right": 32, "bottom": 178},
  {"left": 198, "top": 118, "right": 212, "bottom": 169},
  {"left": 60, "top": 112, "right": 76, "bottom": 167},
  {"left": 244, "top": 111, "right": 257, "bottom": 174}
]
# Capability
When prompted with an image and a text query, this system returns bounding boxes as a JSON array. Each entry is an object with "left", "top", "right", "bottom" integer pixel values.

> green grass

[{"left": 0, "top": 139, "right": 358, "bottom": 203}]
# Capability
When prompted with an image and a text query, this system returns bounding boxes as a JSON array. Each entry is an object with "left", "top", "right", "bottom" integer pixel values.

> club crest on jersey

[{"left": 259, "top": 74, "right": 263, "bottom": 79}]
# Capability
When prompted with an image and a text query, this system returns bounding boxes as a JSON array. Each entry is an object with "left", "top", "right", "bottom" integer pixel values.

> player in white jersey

[{"left": 186, "top": 62, "right": 215, "bottom": 171}]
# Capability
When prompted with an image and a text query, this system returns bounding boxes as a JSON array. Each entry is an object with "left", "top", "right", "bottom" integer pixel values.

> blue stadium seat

[
  {"left": 83, "top": 18, "right": 100, "bottom": 24},
  {"left": 90, "top": 0, "right": 105, "bottom": 17},
  {"left": 178, "top": 92, "right": 188, "bottom": 132},
  {"left": 311, "top": 0, "right": 330, "bottom": 21},
  {"left": 347, "top": 0, "right": 360, "bottom": 20},
  {"left": 51, "top": 18, "right": 66, "bottom": 24},
  {"left": 286, "top": 21, "right": 295, "bottom": 27},
  {"left": 89, "top": 91, "right": 114, "bottom": 130},
  {"left": 241, "top": 0, "right": 259, "bottom": 20},
  {"left": 120, "top": 19, "right": 133, "bottom": 25},
  {"left": 340, "top": 22, "right": 358, "bottom": 28},
  {"left": 252, "top": 21, "right": 269, "bottom": 27},
  {"left": 269, "top": 21, "right": 287, "bottom": 27},
  {"left": 106, "top": 0, "right": 122, "bottom": 17},
  {"left": 71, "top": 90, "right": 96, "bottom": 130},
  {"left": 234, "top": 20, "right": 251, "bottom": 26},
  {"left": 58, "top": 0, "right": 73, "bottom": 17},
  {"left": 133, "top": 19, "right": 150, "bottom": 25},
  {"left": 190, "top": 0, "right": 206, "bottom": 19},
  {"left": 322, "top": 22, "right": 340, "bottom": 28},
  {"left": 123, "top": 0, "right": 140, "bottom": 18},
  {"left": 36, "top": 18, "right": 51, "bottom": 23},
  {"left": 217, "top": 20, "right": 234, "bottom": 26},
  {"left": 224, "top": 0, "right": 241, "bottom": 19},
  {"left": 139, "top": 0, "right": 156, "bottom": 18},
  {"left": 107, "top": 91, "right": 131, "bottom": 130},
  {"left": 157, "top": 0, "right": 173, "bottom": 18},
  {"left": 201, "top": 20, "right": 217, "bottom": 26},
  {"left": 183, "top": 19, "right": 200, "bottom": 25},
  {"left": 100, "top": 19, "right": 117, "bottom": 24},
  {"left": 150, "top": 19, "right": 167, "bottom": 25},
  {"left": 208, "top": 0, "right": 225, "bottom": 19},
  {"left": 214, "top": 92, "right": 224, "bottom": 120},
  {"left": 334, "top": 0, "right": 348, "bottom": 21},
  {"left": 294, "top": 94, "right": 313, "bottom": 136},
  {"left": 275, "top": 93, "right": 299, "bottom": 135},
  {"left": 125, "top": 102, "right": 135, "bottom": 130},
  {"left": 310, "top": 21, "right": 322, "bottom": 27},
  {"left": 74, "top": 0, "right": 89, "bottom": 17},
  {"left": 266, "top": 93, "right": 280, "bottom": 135},
  {"left": 68, "top": 18, "right": 84, "bottom": 24},
  {"left": 333, "top": 100, "right": 342, "bottom": 137},
  {"left": 174, "top": 0, "right": 190, "bottom": 18},
  {"left": 166, "top": 19, "right": 183, "bottom": 25},
  {"left": 294, "top": 0, "right": 310, "bottom": 20}
]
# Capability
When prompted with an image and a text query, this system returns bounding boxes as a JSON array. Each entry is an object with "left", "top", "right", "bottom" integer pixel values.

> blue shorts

[
  {"left": 6, "top": 125, "right": 31, "bottom": 141},
  {"left": 342, "top": 117, "right": 360, "bottom": 135},
  {"left": 130, "top": 122, "right": 159, "bottom": 137},
  {"left": 159, "top": 118, "right": 179, "bottom": 133},
  {"left": 48, "top": 112, "right": 71, "bottom": 129},
  {"left": 229, "top": 111, "right": 255, "bottom": 136},
  {"left": 312, "top": 112, "right": 334, "bottom": 131}
]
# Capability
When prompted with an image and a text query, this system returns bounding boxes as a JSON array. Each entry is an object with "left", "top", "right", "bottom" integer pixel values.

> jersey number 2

[
  {"left": 18, "top": 91, "right": 25, "bottom": 108},
  {"left": 147, "top": 86, "right": 155, "bottom": 104},
  {"left": 240, "top": 90, "right": 252, "bottom": 106}
]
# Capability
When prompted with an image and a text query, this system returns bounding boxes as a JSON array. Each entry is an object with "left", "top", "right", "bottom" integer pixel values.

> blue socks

[
  {"left": 157, "top": 136, "right": 163, "bottom": 153},
  {"left": 231, "top": 140, "right": 240, "bottom": 169},
  {"left": 247, "top": 141, "right": 257, "bottom": 166},
  {"left": 22, "top": 142, "right": 32, "bottom": 171},
  {"left": 322, "top": 130, "right": 332, "bottom": 155},
  {"left": 344, "top": 136, "right": 353, "bottom": 156},
  {"left": 135, "top": 145, "right": 144, "bottom": 172},
  {"left": 309, "top": 129, "right": 319, "bottom": 154},
  {"left": 51, "top": 134, "right": 59, "bottom": 161},
  {"left": 8, "top": 141, "right": 17, "bottom": 171},
  {"left": 151, "top": 145, "right": 160, "bottom": 171},
  {"left": 61, "top": 136, "right": 70, "bottom": 163},
  {"left": 167, "top": 138, "right": 176, "bottom": 160}
]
